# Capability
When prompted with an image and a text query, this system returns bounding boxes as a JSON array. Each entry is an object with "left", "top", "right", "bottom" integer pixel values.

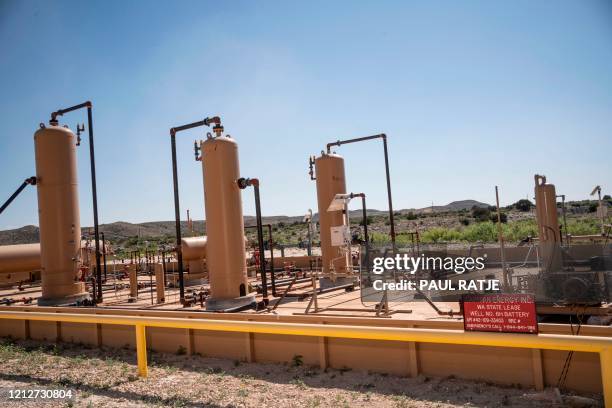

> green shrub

[
  {"left": 461, "top": 222, "right": 498, "bottom": 242},
  {"left": 503, "top": 219, "right": 537, "bottom": 241},
  {"left": 566, "top": 219, "right": 599, "bottom": 235},
  {"left": 471, "top": 207, "right": 491, "bottom": 222},
  {"left": 490, "top": 212, "right": 507, "bottom": 223},
  {"left": 420, "top": 227, "right": 461, "bottom": 243}
]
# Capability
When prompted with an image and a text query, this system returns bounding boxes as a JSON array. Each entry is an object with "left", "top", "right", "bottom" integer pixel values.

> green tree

[{"left": 514, "top": 199, "right": 533, "bottom": 212}]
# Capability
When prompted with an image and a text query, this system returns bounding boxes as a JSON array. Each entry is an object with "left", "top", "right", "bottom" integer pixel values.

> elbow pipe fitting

[
  {"left": 205, "top": 116, "right": 221, "bottom": 126},
  {"left": 237, "top": 177, "right": 259, "bottom": 189},
  {"left": 170, "top": 116, "right": 221, "bottom": 136},
  {"left": 50, "top": 101, "right": 92, "bottom": 124}
]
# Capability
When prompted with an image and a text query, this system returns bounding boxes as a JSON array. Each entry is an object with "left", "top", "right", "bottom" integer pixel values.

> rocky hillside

[{"left": 0, "top": 200, "right": 492, "bottom": 245}]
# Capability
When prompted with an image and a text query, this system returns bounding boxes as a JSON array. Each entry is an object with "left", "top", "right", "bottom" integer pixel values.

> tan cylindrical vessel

[
  {"left": 315, "top": 153, "right": 351, "bottom": 275},
  {"left": 0, "top": 244, "right": 41, "bottom": 274},
  {"left": 155, "top": 263, "right": 165, "bottom": 303},
  {"left": 201, "top": 136, "right": 254, "bottom": 310},
  {"left": 534, "top": 175, "right": 562, "bottom": 272},
  {"left": 34, "top": 124, "right": 87, "bottom": 305},
  {"left": 128, "top": 264, "right": 138, "bottom": 299},
  {"left": 181, "top": 236, "right": 207, "bottom": 261}
]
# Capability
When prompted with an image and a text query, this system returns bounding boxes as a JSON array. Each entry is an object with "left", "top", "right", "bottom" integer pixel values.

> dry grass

[{"left": 0, "top": 337, "right": 601, "bottom": 407}]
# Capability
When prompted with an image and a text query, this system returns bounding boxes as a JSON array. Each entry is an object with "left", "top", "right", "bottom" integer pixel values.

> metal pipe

[
  {"left": 356, "top": 193, "right": 369, "bottom": 271},
  {"left": 306, "top": 209, "right": 313, "bottom": 257},
  {"left": 50, "top": 101, "right": 102, "bottom": 302},
  {"left": 556, "top": 194, "right": 569, "bottom": 244},
  {"left": 245, "top": 223, "right": 278, "bottom": 296},
  {"left": 101, "top": 232, "right": 107, "bottom": 282},
  {"left": 495, "top": 186, "right": 508, "bottom": 290},
  {"left": 170, "top": 133, "right": 184, "bottom": 303},
  {"left": 169, "top": 116, "right": 220, "bottom": 304},
  {"left": 334, "top": 192, "right": 370, "bottom": 270},
  {"left": 237, "top": 178, "right": 268, "bottom": 304},
  {"left": 268, "top": 223, "right": 274, "bottom": 294},
  {"left": 0, "top": 177, "right": 36, "bottom": 216},
  {"left": 325, "top": 134, "right": 396, "bottom": 250},
  {"left": 253, "top": 181, "right": 267, "bottom": 303}
]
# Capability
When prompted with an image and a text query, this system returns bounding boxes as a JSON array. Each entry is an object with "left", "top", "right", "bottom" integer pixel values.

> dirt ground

[{"left": 0, "top": 338, "right": 602, "bottom": 407}]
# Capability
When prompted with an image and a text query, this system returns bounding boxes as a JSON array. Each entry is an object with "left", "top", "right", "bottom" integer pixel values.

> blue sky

[{"left": 1, "top": 0, "right": 611, "bottom": 230}]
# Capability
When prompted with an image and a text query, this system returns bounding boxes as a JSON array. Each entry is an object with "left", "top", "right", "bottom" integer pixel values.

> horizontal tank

[
  {"left": 0, "top": 244, "right": 41, "bottom": 274},
  {"left": 181, "top": 236, "right": 207, "bottom": 261}
]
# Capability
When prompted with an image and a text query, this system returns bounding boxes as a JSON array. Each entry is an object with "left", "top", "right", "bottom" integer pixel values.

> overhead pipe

[
  {"left": 169, "top": 116, "right": 221, "bottom": 304},
  {"left": 49, "top": 101, "right": 103, "bottom": 302},
  {"left": 326, "top": 134, "right": 396, "bottom": 251},
  {"left": 237, "top": 177, "right": 269, "bottom": 305},
  {"left": 0, "top": 177, "right": 37, "bottom": 216}
]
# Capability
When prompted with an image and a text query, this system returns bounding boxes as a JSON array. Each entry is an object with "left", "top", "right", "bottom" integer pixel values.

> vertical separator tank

[
  {"left": 534, "top": 174, "right": 562, "bottom": 272},
  {"left": 201, "top": 135, "right": 254, "bottom": 310},
  {"left": 35, "top": 124, "right": 87, "bottom": 305},
  {"left": 314, "top": 153, "right": 351, "bottom": 276}
]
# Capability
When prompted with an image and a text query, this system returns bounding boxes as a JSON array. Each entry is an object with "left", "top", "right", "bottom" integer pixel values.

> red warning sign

[{"left": 462, "top": 294, "right": 538, "bottom": 334}]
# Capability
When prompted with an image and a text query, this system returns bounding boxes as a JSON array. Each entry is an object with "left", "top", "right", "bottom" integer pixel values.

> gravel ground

[{"left": 0, "top": 337, "right": 602, "bottom": 407}]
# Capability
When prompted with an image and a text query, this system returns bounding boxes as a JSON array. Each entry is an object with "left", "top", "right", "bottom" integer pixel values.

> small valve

[
  {"left": 194, "top": 141, "right": 202, "bottom": 161},
  {"left": 76, "top": 123, "right": 85, "bottom": 146},
  {"left": 308, "top": 156, "right": 316, "bottom": 180},
  {"left": 212, "top": 123, "right": 224, "bottom": 137}
]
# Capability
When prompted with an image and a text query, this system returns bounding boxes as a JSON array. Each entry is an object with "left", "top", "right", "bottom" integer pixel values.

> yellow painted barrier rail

[{"left": 0, "top": 311, "right": 610, "bottom": 406}]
